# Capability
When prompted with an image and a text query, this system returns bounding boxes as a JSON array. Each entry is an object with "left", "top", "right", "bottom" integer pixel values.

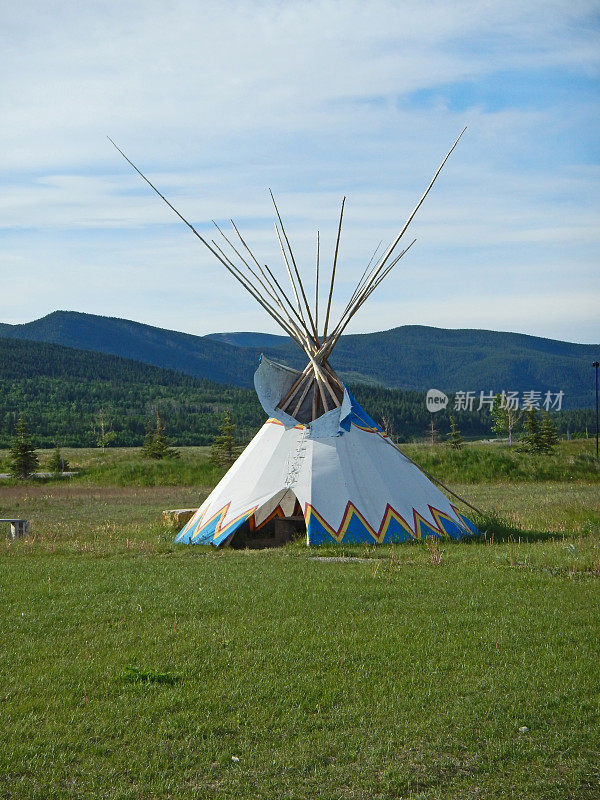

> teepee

[{"left": 111, "top": 131, "right": 480, "bottom": 546}]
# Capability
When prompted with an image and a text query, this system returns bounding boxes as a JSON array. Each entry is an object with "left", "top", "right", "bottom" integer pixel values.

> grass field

[
  {"left": 1, "top": 442, "right": 599, "bottom": 799},
  {"left": 1, "top": 438, "right": 599, "bottom": 486}
]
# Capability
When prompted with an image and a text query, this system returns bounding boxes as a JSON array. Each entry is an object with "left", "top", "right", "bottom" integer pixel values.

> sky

[{"left": 1, "top": 0, "right": 599, "bottom": 343}]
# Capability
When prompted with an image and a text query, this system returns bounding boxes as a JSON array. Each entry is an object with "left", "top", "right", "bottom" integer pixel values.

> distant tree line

[
  {"left": 353, "top": 384, "right": 593, "bottom": 444},
  {"left": 0, "top": 337, "right": 595, "bottom": 448}
]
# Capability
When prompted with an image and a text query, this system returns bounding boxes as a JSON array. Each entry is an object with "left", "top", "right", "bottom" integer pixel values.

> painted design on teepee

[
  {"left": 182, "top": 500, "right": 294, "bottom": 541},
  {"left": 351, "top": 420, "right": 387, "bottom": 435},
  {"left": 305, "top": 501, "right": 474, "bottom": 545},
  {"left": 177, "top": 502, "right": 258, "bottom": 545},
  {"left": 266, "top": 418, "right": 306, "bottom": 430},
  {"left": 180, "top": 496, "right": 476, "bottom": 548}
]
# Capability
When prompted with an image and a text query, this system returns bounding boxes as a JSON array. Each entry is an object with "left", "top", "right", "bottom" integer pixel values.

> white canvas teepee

[
  {"left": 111, "top": 130, "right": 480, "bottom": 546},
  {"left": 176, "top": 358, "right": 479, "bottom": 546}
]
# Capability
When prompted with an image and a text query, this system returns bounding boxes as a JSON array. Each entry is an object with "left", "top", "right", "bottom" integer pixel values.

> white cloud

[{"left": 0, "top": 0, "right": 598, "bottom": 343}]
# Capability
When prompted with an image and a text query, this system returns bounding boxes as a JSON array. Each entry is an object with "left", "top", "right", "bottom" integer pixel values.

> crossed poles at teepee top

[{"left": 109, "top": 128, "right": 466, "bottom": 421}]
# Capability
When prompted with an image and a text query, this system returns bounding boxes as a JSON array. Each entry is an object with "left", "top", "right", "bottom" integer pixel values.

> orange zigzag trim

[
  {"left": 249, "top": 504, "right": 287, "bottom": 531},
  {"left": 184, "top": 499, "right": 470, "bottom": 544},
  {"left": 304, "top": 500, "right": 470, "bottom": 544},
  {"left": 185, "top": 501, "right": 259, "bottom": 542}
]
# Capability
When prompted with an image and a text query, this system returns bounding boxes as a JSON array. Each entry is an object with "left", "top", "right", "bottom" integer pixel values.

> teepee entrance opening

[{"left": 230, "top": 493, "right": 305, "bottom": 549}]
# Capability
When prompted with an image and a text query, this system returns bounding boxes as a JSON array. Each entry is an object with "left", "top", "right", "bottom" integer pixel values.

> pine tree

[
  {"left": 48, "top": 444, "right": 68, "bottom": 474},
  {"left": 9, "top": 416, "right": 39, "bottom": 478},
  {"left": 211, "top": 410, "right": 238, "bottom": 467},
  {"left": 446, "top": 415, "right": 464, "bottom": 450},
  {"left": 521, "top": 408, "right": 543, "bottom": 454},
  {"left": 142, "top": 410, "right": 179, "bottom": 459},
  {"left": 539, "top": 412, "right": 559, "bottom": 454}
]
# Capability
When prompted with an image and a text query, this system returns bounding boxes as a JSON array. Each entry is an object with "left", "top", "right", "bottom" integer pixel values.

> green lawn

[{"left": 1, "top": 451, "right": 599, "bottom": 799}]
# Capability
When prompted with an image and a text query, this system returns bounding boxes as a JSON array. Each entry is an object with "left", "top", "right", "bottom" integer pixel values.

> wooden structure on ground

[{"left": 1, "top": 519, "right": 29, "bottom": 538}]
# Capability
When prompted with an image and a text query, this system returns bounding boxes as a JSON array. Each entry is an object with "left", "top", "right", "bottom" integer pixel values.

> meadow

[{"left": 1, "top": 440, "right": 599, "bottom": 799}]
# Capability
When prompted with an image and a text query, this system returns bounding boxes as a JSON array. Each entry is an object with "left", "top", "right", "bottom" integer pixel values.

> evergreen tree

[
  {"left": 521, "top": 408, "right": 543, "bottom": 453},
  {"left": 142, "top": 410, "right": 179, "bottom": 459},
  {"left": 446, "top": 415, "right": 464, "bottom": 450},
  {"left": 9, "top": 416, "right": 39, "bottom": 478},
  {"left": 48, "top": 444, "right": 68, "bottom": 474},
  {"left": 539, "top": 412, "right": 559, "bottom": 454},
  {"left": 211, "top": 410, "right": 238, "bottom": 467}
]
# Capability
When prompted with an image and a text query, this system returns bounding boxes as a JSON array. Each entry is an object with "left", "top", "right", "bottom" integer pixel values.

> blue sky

[{"left": 1, "top": 0, "right": 599, "bottom": 343}]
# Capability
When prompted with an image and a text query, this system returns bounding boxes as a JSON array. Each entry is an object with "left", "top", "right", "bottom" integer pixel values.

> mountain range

[
  {"left": 1, "top": 310, "right": 597, "bottom": 408},
  {"left": 1, "top": 336, "right": 593, "bottom": 448}
]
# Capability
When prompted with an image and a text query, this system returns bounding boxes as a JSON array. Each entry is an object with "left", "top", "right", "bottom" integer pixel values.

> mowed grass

[{"left": 1, "top": 442, "right": 599, "bottom": 799}]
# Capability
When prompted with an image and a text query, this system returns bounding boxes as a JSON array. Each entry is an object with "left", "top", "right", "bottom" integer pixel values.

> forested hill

[
  {"left": 0, "top": 337, "right": 263, "bottom": 447},
  {"left": 0, "top": 337, "right": 594, "bottom": 447},
  {"left": 209, "top": 327, "right": 599, "bottom": 408},
  {"left": 0, "top": 310, "right": 264, "bottom": 387},
  {"left": 1, "top": 310, "right": 598, "bottom": 407}
]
